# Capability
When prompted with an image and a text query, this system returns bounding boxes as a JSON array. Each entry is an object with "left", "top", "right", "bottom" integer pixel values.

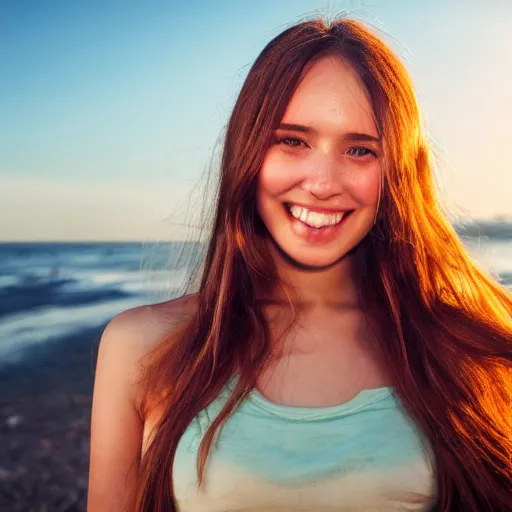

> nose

[{"left": 300, "top": 153, "right": 344, "bottom": 200}]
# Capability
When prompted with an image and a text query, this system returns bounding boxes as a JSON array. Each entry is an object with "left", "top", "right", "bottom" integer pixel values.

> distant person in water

[{"left": 87, "top": 16, "right": 512, "bottom": 512}]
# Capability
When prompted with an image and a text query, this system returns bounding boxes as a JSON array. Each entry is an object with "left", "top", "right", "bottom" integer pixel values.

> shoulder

[
  {"left": 96, "top": 293, "right": 199, "bottom": 405},
  {"left": 101, "top": 293, "right": 198, "bottom": 353}
]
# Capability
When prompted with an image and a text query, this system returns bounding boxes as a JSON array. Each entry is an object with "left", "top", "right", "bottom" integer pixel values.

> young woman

[{"left": 88, "top": 17, "right": 512, "bottom": 512}]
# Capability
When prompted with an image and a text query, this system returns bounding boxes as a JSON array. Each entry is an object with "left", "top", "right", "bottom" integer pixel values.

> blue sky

[{"left": 1, "top": 0, "right": 511, "bottom": 241}]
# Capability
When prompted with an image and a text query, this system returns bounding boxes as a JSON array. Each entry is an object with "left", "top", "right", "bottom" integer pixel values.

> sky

[{"left": 1, "top": 0, "right": 511, "bottom": 241}]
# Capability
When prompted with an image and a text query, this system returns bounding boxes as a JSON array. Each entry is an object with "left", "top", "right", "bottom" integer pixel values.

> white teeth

[
  {"left": 289, "top": 205, "right": 303, "bottom": 219},
  {"left": 287, "top": 204, "right": 345, "bottom": 228}
]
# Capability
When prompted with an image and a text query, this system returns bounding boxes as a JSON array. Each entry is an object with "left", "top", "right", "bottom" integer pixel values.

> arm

[
  {"left": 87, "top": 295, "right": 198, "bottom": 511},
  {"left": 87, "top": 307, "right": 149, "bottom": 512}
]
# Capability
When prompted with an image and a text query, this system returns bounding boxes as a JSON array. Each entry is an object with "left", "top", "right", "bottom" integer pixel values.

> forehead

[{"left": 281, "top": 55, "right": 377, "bottom": 136}]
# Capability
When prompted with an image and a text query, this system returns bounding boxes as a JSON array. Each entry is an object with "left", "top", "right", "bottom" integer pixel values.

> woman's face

[{"left": 257, "top": 55, "right": 382, "bottom": 269}]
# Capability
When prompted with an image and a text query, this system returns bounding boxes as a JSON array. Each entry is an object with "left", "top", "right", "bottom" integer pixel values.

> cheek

[
  {"left": 258, "top": 156, "right": 297, "bottom": 199},
  {"left": 344, "top": 164, "right": 382, "bottom": 206}
]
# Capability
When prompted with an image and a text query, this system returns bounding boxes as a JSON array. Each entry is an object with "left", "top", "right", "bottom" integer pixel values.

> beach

[
  {"left": 0, "top": 326, "right": 103, "bottom": 511},
  {"left": 0, "top": 242, "right": 164, "bottom": 511},
  {"left": 0, "top": 228, "right": 510, "bottom": 511}
]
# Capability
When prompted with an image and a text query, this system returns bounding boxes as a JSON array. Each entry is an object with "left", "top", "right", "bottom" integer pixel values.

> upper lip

[{"left": 285, "top": 202, "right": 350, "bottom": 214}]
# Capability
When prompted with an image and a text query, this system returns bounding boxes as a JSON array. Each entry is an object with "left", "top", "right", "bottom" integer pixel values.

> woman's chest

[
  {"left": 259, "top": 318, "right": 391, "bottom": 407},
  {"left": 171, "top": 394, "right": 437, "bottom": 511}
]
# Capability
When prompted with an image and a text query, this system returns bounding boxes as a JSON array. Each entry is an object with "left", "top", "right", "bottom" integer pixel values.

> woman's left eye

[{"left": 346, "top": 146, "right": 376, "bottom": 158}]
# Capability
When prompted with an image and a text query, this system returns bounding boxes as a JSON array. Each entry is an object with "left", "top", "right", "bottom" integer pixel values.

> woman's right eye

[{"left": 275, "top": 137, "right": 306, "bottom": 148}]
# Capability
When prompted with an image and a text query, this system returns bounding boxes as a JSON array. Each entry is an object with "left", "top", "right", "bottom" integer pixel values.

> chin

[{"left": 271, "top": 239, "right": 355, "bottom": 271}]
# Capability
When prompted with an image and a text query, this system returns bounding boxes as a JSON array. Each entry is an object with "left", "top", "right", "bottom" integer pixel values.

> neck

[{"left": 267, "top": 244, "right": 360, "bottom": 310}]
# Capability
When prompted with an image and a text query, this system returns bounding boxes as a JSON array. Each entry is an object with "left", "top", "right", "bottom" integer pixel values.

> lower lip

[{"left": 284, "top": 206, "right": 352, "bottom": 244}]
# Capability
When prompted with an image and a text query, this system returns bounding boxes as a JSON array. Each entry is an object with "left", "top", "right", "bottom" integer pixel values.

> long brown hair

[{"left": 135, "top": 17, "right": 512, "bottom": 511}]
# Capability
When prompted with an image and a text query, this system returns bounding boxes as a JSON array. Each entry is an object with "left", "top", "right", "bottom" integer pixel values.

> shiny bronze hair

[{"left": 135, "top": 17, "right": 512, "bottom": 511}]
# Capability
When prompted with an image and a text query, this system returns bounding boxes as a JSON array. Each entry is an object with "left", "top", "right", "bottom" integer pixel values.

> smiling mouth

[{"left": 284, "top": 203, "right": 353, "bottom": 229}]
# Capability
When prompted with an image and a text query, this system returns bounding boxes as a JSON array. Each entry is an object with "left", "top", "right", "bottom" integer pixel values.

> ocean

[
  {"left": 0, "top": 224, "right": 511, "bottom": 365},
  {"left": 0, "top": 241, "right": 201, "bottom": 364}
]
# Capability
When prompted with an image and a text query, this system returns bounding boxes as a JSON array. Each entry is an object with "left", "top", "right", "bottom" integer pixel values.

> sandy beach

[{"left": 0, "top": 326, "right": 104, "bottom": 512}]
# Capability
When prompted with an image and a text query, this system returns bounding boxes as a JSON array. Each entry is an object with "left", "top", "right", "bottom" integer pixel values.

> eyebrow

[{"left": 277, "top": 123, "right": 381, "bottom": 143}]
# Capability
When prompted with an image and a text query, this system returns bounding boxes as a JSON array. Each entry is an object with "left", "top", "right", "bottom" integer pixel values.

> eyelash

[{"left": 274, "top": 137, "right": 377, "bottom": 158}]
